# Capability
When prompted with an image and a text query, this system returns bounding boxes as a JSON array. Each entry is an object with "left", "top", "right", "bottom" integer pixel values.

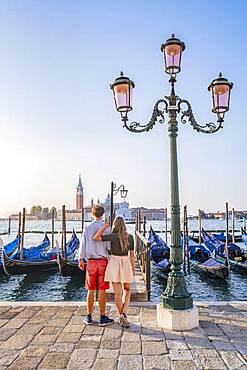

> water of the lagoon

[{"left": 0, "top": 219, "right": 246, "bottom": 302}]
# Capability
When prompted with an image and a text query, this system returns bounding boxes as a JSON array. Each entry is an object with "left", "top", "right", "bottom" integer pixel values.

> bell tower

[{"left": 76, "top": 175, "right": 84, "bottom": 211}]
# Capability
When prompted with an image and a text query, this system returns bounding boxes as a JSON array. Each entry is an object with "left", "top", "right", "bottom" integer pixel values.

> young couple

[{"left": 78, "top": 204, "right": 135, "bottom": 328}]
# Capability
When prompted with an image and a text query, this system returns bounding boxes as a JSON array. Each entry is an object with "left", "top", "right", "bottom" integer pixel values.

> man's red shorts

[{"left": 85, "top": 259, "right": 109, "bottom": 291}]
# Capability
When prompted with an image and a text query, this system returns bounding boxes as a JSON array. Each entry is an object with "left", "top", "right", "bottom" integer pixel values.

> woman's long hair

[{"left": 112, "top": 216, "right": 129, "bottom": 252}]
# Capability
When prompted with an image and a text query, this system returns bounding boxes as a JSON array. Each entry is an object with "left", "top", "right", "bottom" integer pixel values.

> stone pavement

[{"left": 0, "top": 302, "right": 246, "bottom": 369}]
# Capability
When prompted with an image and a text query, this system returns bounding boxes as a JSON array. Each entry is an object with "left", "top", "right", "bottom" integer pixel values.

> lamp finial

[
  {"left": 120, "top": 71, "right": 124, "bottom": 76},
  {"left": 171, "top": 33, "right": 175, "bottom": 38},
  {"left": 219, "top": 72, "right": 222, "bottom": 78}
]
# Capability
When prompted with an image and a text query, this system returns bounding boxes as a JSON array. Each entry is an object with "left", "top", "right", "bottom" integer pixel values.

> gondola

[
  {"left": 148, "top": 227, "right": 170, "bottom": 272},
  {"left": 10, "top": 234, "right": 51, "bottom": 260},
  {"left": 1, "top": 251, "right": 58, "bottom": 275},
  {"left": 183, "top": 236, "right": 229, "bottom": 279},
  {"left": 191, "top": 233, "right": 242, "bottom": 243},
  {"left": 193, "top": 257, "right": 229, "bottom": 279},
  {"left": 202, "top": 228, "right": 247, "bottom": 273},
  {"left": 57, "top": 230, "right": 84, "bottom": 276},
  {"left": 0, "top": 236, "right": 20, "bottom": 275},
  {"left": 57, "top": 252, "right": 86, "bottom": 278},
  {"left": 60, "top": 230, "right": 80, "bottom": 261},
  {"left": 0, "top": 235, "right": 58, "bottom": 276}
]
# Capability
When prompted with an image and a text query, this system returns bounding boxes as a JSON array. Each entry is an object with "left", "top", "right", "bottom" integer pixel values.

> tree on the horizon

[{"left": 42, "top": 207, "right": 49, "bottom": 219}]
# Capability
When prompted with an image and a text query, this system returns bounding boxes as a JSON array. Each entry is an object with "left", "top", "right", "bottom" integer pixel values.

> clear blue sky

[{"left": 0, "top": 0, "right": 246, "bottom": 216}]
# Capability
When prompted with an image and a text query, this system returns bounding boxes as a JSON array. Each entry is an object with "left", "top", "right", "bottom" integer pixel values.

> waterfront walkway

[{"left": 0, "top": 302, "right": 246, "bottom": 369}]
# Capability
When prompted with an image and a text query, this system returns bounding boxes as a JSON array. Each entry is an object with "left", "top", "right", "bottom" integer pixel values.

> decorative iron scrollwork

[
  {"left": 177, "top": 99, "right": 223, "bottom": 134},
  {"left": 122, "top": 99, "right": 168, "bottom": 133}
]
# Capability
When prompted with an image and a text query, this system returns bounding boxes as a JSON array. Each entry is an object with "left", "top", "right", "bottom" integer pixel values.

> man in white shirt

[{"left": 79, "top": 205, "right": 114, "bottom": 326}]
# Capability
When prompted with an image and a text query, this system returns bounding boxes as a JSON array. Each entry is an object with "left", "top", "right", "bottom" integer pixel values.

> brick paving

[{"left": 0, "top": 302, "right": 246, "bottom": 369}]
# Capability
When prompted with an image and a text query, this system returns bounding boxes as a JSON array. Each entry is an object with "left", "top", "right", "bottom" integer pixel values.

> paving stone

[
  {"left": 234, "top": 345, "right": 247, "bottom": 356},
  {"left": 3, "top": 318, "right": 27, "bottom": 329},
  {"left": 39, "top": 307, "right": 60, "bottom": 316},
  {"left": 63, "top": 324, "right": 84, "bottom": 333},
  {"left": 118, "top": 354, "right": 142, "bottom": 370},
  {"left": 0, "top": 306, "right": 11, "bottom": 314},
  {"left": 74, "top": 306, "right": 88, "bottom": 316},
  {"left": 67, "top": 349, "right": 97, "bottom": 369},
  {"left": 211, "top": 338, "right": 235, "bottom": 351},
  {"left": 0, "top": 351, "right": 20, "bottom": 367},
  {"left": 32, "top": 333, "right": 59, "bottom": 345},
  {"left": 8, "top": 356, "right": 42, "bottom": 370},
  {"left": 97, "top": 349, "right": 119, "bottom": 359},
  {"left": 22, "top": 345, "right": 49, "bottom": 357},
  {"left": 101, "top": 338, "right": 121, "bottom": 349},
  {"left": 186, "top": 336, "right": 213, "bottom": 349},
  {"left": 167, "top": 339, "right": 189, "bottom": 350},
  {"left": 0, "top": 320, "right": 8, "bottom": 328},
  {"left": 120, "top": 341, "right": 141, "bottom": 354},
  {"left": 0, "top": 311, "right": 18, "bottom": 320},
  {"left": 121, "top": 331, "right": 140, "bottom": 342},
  {"left": 93, "top": 358, "right": 118, "bottom": 369},
  {"left": 203, "top": 326, "right": 225, "bottom": 336},
  {"left": 68, "top": 316, "right": 85, "bottom": 325},
  {"left": 193, "top": 349, "right": 227, "bottom": 369},
  {"left": 51, "top": 343, "right": 75, "bottom": 353},
  {"left": 76, "top": 334, "right": 101, "bottom": 349},
  {"left": 141, "top": 329, "right": 165, "bottom": 341},
  {"left": 163, "top": 330, "right": 184, "bottom": 340},
  {"left": 1, "top": 334, "right": 34, "bottom": 350},
  {"left": 38, "top": 351, "right": 70, "bottom": 369},
  {"left": 39, "top": 326, "right": 62, "bottom": 335},
  {"left": 170, "top": 350, "right": 193, "bottom": 361},
  {"left": 171, "top": 360, "right": 197, "bottom": 370},
  {"left": 16, "top": 308, "right": 41, "bottom": 319},
  {"left": 220, "top": 351, "right": 247, "bottom": 369},
  {"left": 56, "top": 331, "right": 81, "bottom": 343},
  {"left": 28, "top": 316, "right": 49, "bottom": 325},
  {"left": 17, "top": 324, "right": 43, "bottom": 336},
  {"left": 53, "top": 311, "right": 74, "bottom": 319},
  {"left": 183, "top": 327, "right": 205, "bottom": 338},
  {"left": 45, "top": 318, "right": 70, "bottom": 327},
  {"left": 143, "top": 355, "right": 171, "bottom": 370},
  {"left": 0, "top": 328, "right": 17, "bottom": 340},
  {"left": 83, "top": 324, "right": 104, "bottom": 335},
  {"left": 142, "top": 341, "right": 168, "bottom": 355},
  {"left": 102, "top": 325, "right": 122, "bottom": 339}
]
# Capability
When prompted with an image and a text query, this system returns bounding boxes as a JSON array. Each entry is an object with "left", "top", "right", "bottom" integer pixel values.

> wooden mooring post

[
  {"left": 51, "top": 208, "right": 55, "bottom": 249},
  {"left": 135, "top": 230, "right": 151, "bottom": 301},
  {"left": 232, "top": 208, "right": 235, "bottom": 243},
  {"left": 225, "top": 202, "right": 229, "bottom": 268},
  {"left": 8, "top": 217, "right": 11, "bottom": 235},
  {"left": 143, "top": 216, "right": 147, "bottom": 237},
  {"left": 17, "top": 212, "right": 21, "bottom": 251},
  {"left": 198, "top": 209, "right": 202, "bottom": 245},
  {"left": 20, "top": 208, "right": 26, "bottom": 260},
  {"left": 62, "top": 205, "right": 67, "bottom": 260}
]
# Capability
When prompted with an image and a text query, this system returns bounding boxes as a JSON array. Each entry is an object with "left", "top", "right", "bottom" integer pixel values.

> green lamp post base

[{"left": 162, "top": 295, "right": 193, "bottom": 311}]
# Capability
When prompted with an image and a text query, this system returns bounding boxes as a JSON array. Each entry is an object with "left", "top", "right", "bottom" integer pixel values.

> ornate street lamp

[
  {"left": 110, "top": 34, "right": 233, "bottom": 330},
  {"left": 110, "top": 181, "right": 128, "bottom": 227}
]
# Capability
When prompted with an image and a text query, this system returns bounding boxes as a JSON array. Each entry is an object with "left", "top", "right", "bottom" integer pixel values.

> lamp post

[
  {"left": 110, "top": 181, "right": 128, "bottom": 227},
  {"left": 110, "top": 34, "right": 233, "bottom": 330}
]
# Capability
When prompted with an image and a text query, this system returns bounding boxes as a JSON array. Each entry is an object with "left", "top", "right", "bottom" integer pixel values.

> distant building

[
  {"left": 130, "top": 207, "right": 165, "bottom": 221},
  {"left": 97, "top": 194, "right": 132, "bottom": 221},
  {"left": 76, "top": 175, "right": 84, "bottom": 211}
]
